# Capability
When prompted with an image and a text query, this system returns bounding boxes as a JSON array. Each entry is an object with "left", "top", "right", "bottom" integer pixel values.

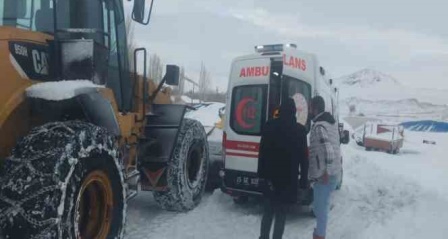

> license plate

[{"left": 235, "top": 176, "right": 259, "bottom": 186}]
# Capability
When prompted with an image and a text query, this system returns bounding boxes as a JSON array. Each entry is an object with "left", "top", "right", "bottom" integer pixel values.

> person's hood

[
  {"left": 279, "top": 98, "right": 297, "bottom": 122},
  {"left": 313, "top": 112, "right": 336, "bottom": 124}
]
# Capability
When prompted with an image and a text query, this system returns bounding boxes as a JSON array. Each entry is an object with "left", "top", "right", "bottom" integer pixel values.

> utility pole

[{"left": 184, "top": 76, "right": 200, "bottom": 104}]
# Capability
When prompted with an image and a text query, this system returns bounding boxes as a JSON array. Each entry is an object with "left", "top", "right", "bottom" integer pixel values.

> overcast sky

[{"left": 125, "top": 0, "right": 448, "bottom": 92}]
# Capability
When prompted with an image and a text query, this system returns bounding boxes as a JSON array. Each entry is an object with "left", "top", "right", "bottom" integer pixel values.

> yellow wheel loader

[{"left": 0, "top": 0, "right": 209, "bottom": 238}]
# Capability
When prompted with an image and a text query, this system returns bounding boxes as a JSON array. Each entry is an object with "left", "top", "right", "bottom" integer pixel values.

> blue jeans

[{"left": 313, "top": 175, "right": 338, "bottom": 237}]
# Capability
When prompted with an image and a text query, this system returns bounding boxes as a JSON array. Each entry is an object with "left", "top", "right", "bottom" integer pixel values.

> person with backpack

[
  {"left": 309, "top": 96, "right": 342, "bottom": 239},
  {"left": 258, "top": 98, "right": 309, "bottom": 239}
]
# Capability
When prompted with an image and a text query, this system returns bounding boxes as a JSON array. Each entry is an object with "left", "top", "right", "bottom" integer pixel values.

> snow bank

[
  {"left": 356, "top": 131, "right": 448, "bottom": 239},
  {"left": 26, "top": 80, "right": 103, "bottom": 101},
  {"left": 185, "top": 102, "right": 225, "bottom": 128},
  {"left": 181, "top": 95, "right": 192, "bottom": 103}
]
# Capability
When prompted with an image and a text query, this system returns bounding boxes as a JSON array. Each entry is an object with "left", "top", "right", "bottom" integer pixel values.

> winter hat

[
  {"left": 280, "top": 98, "right": 296, "bottom": 118},
  {"left": 311, "top": 96, "right": 325, "bottom": 113}
]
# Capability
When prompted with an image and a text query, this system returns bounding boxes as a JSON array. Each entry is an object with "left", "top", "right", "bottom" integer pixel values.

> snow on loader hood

[{"left": 26, "top": 80, "right": 104, "bottom": 101}]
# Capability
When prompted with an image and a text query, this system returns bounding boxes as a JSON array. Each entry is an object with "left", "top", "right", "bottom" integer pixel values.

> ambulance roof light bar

[{"left": 254, "top": 43, "right": 297, "bottom": 53}]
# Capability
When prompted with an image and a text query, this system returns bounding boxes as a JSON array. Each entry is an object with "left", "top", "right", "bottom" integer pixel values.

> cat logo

[{"left": 32, "top": 50, "right": 49, "bottom": 75}]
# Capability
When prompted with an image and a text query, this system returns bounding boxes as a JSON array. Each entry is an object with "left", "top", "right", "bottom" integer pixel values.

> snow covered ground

[{"left": 126, "top": 130, "right": 448, "bottom": 239}]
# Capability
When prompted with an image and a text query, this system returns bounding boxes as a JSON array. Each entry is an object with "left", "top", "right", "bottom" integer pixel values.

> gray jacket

[{"left": 309, "top": 112, "right": 342, "bottom": 180}]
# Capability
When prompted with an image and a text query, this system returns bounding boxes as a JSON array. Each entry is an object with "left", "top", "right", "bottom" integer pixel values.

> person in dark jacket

[{"left": 258, "top": 98, "right": 309, "bottom": 239}]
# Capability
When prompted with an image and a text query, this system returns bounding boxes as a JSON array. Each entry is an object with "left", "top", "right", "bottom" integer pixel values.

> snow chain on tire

[
  {"left": 0, "top": 121, "right": 126, "bottom": 239},
  {"left": 153, "top": 119, "right": 209, "bottom": 211}
]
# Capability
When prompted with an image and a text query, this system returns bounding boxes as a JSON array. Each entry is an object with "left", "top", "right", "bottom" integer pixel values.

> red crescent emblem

[{"left": 236, "top": 97, "right": 256, "bottom": 129}]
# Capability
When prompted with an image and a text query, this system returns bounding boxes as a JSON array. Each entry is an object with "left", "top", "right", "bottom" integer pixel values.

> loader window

[
  {"left": 0, "top": 0, "right": 54, "bottom": 33},
  {"left": 78, "top": 0, "right": 105, "bottom": 44},
  {"left": 106, "top": 1, "right": 123, "bottom": 109},
  {"left": 104, "top": 0, "right": 131, "bottom": 111},
  {"left": 114, "top": 6, "right": 132, "bottom": 111},
  {"left": 230, "top": 85, "right": 267, "bottom": 135}
]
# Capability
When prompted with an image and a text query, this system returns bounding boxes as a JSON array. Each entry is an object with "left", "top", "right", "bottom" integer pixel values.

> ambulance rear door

[
  {"left": 281, "top": 50, "right": 315, "bottom": 131},
  {"left": 223, "top": 57, "right": 271, "bottom": 192}
]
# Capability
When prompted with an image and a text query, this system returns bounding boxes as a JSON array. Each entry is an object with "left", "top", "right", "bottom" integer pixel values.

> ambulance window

[
  {"left": 230, "top": 85, "right": 267, "bottom": 135},
  {"left": 282, "top": 76, "right": 311, "bottom": 131}
]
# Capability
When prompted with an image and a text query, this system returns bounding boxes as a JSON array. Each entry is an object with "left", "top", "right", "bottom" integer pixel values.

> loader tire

[
  {"left": 153, "top": 119, "right": 209, "bottom": 211},
  {"left": 0, "top": 121, "right": 126, "bottom": 239}
]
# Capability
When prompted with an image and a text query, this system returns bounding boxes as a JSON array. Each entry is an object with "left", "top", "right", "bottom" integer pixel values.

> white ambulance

[{"left": 220, "top": 44, "right": 349, "bottom": 202}]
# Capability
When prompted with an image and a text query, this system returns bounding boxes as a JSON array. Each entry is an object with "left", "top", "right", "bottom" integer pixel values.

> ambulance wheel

[
  {"left": 153, "top": 119, "right": 209, "bottom": 211},
  {"left": 0, "top": 121, "right": 126, "bottom": 239},
  {"left": 233, "top": 196, "right": 249, "bottom": 205}
]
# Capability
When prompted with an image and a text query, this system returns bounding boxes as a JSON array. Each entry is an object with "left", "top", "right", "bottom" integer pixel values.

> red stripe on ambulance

[
  {"left": 225, "top": 140, "right": 260, "bottom": 152},
  {"left": 225, "top": 152, "right": 259, "bottom": 158}
]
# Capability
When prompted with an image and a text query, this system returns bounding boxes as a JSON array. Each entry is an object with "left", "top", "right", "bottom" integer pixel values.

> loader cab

[
  {"left": 53, "top": 0, "right": 133, "bottom": 111},
  {"left": 0, "top": 0, "right": 156, "bottom": 112}
]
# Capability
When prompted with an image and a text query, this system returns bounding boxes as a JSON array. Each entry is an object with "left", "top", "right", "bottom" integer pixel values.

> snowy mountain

[
  {"left": 336, "top": 69, "right": 448, "bottom": 120},
  {"left": 337, "top": 68, "right": 401, "bottom": 88}
]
